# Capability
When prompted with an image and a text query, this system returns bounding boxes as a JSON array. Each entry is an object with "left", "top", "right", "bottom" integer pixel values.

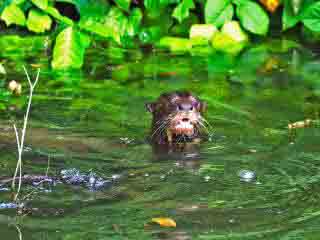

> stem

[{"left": 12, "top": 66, "right": 40, "bottom": 201}]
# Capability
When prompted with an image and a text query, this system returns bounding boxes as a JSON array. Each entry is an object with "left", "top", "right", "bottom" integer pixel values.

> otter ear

[
  {"left": 145, "top": 102, "right": 156, "bottom": 113},
  {"left": 200, "top": 101, "right": 207, "bottom": 113}
]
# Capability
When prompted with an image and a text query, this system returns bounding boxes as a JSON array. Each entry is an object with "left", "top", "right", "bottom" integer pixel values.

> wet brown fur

[{"left": 146, "top": 91, "right": 208, "bottom": 144}]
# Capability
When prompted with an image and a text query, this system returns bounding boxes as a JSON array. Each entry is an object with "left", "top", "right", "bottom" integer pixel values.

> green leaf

[
  {"left": 114, "top": 0, "right": 130, "bottom": 11},
  {"left": 236, "top": 1, "right": 269, "bottom": 35},
  {"left": 104, "top": 7, "right": 128, "bottom": 44},
  {"left": 144, "top": 0, "right": 161, "bottom": 18},
  {"left": 205, "top": 0, "right": 233, "bottom": 27},
  {"left": 157, "top": 37, "right": 192, "bottom": 53},
  {"left": 302, "top": 2, "right": 320, "bottom": 32},
  {"left": 172, "top": 0, "right": 195, "bottom": 23},
  {"left": 45, "top": 6, "right": 74, "bottom": 25},
  {"left": 52, "top": 27, "right": 91, "bottom": 69},
  {"left": 0, "top": 4, "right": 26, "bottom": 26},
  {"left": 30, "top": 0, "right": 48, "bottom": 10},
  {"left": 282, "top": 0, "right": 300, "bottom": 31},
  {"left": 290, "top": 0, "right": 303, "bottom": 15},
  {"left": 12, "top": 0, "right": 26, "bottom": 5},
  {"left": 127, "top": 8, "right": 143, "bottom": 36},
  {"left": 26, "top": 9, "right": 52, "bottom": 32}
]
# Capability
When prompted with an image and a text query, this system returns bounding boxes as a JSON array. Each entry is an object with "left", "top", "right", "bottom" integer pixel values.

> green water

[{"left": 1, "top": 36, "right": 320, "bottom": 239}]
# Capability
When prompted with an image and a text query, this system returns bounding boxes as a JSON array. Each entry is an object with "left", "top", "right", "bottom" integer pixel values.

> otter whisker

[{"left": 150, "top": 115, "right": 174, "bottom": 140}]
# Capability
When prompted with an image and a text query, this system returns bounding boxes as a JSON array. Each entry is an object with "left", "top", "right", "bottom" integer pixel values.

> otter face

[{"left": 146, "top": 91, "right": 207, "bottom": 144}]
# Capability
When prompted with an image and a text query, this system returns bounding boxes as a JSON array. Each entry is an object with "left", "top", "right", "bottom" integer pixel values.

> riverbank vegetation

[{"left": 1, "top": 0, "right": 320, "bottom": 69}]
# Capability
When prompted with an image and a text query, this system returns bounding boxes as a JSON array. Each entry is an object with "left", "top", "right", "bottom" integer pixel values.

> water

[{"left": 0, "top": 35, "right": 320, "bottom": 239}]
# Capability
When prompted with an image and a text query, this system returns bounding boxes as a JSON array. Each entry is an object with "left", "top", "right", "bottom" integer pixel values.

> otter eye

[{"left": 177, "top": 103, "right": 194, "bottom": 111}]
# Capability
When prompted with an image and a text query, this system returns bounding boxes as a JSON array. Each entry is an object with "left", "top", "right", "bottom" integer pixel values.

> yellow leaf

[
  {"left": 151, "top": 217, "right": 177, "bottom": 227},
  {"left": 260, "top": 0, "right": 280, "bottom": 13}
]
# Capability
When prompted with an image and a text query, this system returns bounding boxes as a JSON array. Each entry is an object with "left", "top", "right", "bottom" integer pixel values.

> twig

[{"left": 11, "top": 66, "right": 40, "bottom": 201}]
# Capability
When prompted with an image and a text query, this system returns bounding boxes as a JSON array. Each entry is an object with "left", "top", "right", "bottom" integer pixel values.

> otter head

[{"left": 146, "top": 91, "right": 207, "bottom": 144}]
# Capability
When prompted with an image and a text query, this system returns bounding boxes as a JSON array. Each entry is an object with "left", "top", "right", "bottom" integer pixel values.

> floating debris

[{"left": 238, "top": 170, "right": 256, "bottom": 182}]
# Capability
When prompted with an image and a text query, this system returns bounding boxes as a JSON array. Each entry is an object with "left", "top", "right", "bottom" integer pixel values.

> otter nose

[
  {"left": 182, "top": 118, "right": 190, "bottom": 122},
  {"left": 178, "top": 103, "right": 193, "bottom": 111}
]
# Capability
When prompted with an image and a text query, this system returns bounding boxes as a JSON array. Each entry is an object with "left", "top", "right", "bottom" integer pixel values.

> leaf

[
  {"left": 151, "top": 218, "right": 177, "bottom": 227},
  {"left": 26, "top": 9, "right": 52, "bottom": 33},
  {"left": 12, "top": 0, "right": 26, "bottom": 4},
  {"left": 157, "top": 37, "right": 192, "bottom": 52},
  {"left": 260, "top": 0, "right": 280, "bottom": 13},
  {"left": 282, "top": 0, "right": 300, "bottom": 31},
  {"left": 104, "top": 7, "right": 128, "bottom": 44},
  {"left": 290, "top": 0, "right": 303, "bottom": 15},
  {"left": 30, "top": 0, "right": 48, "bottom": 10},
  {"left": 236, "top": 0, "right": 270, "bottom": 35},
  {"left": 172, "top": 0, "right": 195, "bottom": 23},
  {"left": 51, "top": 27, "right": 91, "bottom": 69},
  {"left": 302, "top": 2, "right": 320, "bottom": 32},
  {"left": 127, "top": 8, "right": 143, "bottom": 36},
  {"left": 144, "top": 0, "right": 161, "bottom": 18},
  {"left": 45, "top": 6, "right": 74, "bottom": 25},
  {"left": 205, "top": 0, "right": 233, "bottom": 27},
  {"left": 0, "top": 4, "right": 26, "bottom": 26},
  {"left": 114, "top": 0, "right": 130, "bottom": 12}
]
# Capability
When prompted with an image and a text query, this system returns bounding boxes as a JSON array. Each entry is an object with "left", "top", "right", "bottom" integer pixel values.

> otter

[{"left": 146, "top": 91, "right": 208, "bottom": 144}]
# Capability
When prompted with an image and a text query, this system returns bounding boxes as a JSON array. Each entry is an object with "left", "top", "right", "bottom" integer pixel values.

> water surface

[{"left": 0, "top": 36, "right": 320, "bottom": 239}]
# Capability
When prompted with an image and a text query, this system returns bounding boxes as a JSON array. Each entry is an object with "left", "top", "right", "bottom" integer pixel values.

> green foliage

[
  {"left": 302, "top": 2, "right": 320, "bottom": 32},
  {"left": 30, "top": 0, "right": 48, "bottom": 9},
  {"left": 1, "top": 4, "right": 26, "bottom": 26},
  {"left": 114, "top": 0, "right": 130, "bottom": 12},
  {"left": 1, "top": 0, "right": 320, "bottom": 69},
  {"left": 52, "top": 27, "right": 91, "bottom": 69},
  {"left": 172, "top": 0, "right": 195, "bottom": 23},
  {"left": 26, "top": 9, "right": 52, "bottom": 32},
  {"left": 235, "top": 0, "right": 269, "bottom": 35},
  {"left": 205, "top": 0, "right": 233, "bottom": 27}
]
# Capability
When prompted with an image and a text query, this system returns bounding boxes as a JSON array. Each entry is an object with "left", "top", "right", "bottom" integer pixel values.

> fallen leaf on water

[
  {"left": 260, "top": 0, "right": 280, "bottom": 13},
  {"left": 151, "top": 217, "right": 177, "bottom": 227}
]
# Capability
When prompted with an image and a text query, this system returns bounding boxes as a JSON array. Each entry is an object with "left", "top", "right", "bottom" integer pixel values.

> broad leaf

[
  {"left": 205, "top": 0, "right": 233, "bottom": 27},
  {"left": 52, "top": 27, "right": 91, "bottom": 69},
  {"left": 30, "top": 0, "right": 48, "bottom": 10},
  {"left": 104, "top": 7, "right": 128, "bottom": 44},
  {"left": 127, "top": 8, "right": 143, "bottom": 36},
  {"left": 114, "top": 0, "right": 130, "bottom": 12},
  {"left": 12, "top": 0, "right": 26, "bottom": 4},
  {"left": 144, "top": 0, "right": 161, "bottom": 18},
  {"left": 26, "top": 9, "right": 52, "bottom": 32},
  {"left": 236, "top": 1, "right": 269, "bottom": 35},
  {"left": 290, "top": 0, "right": 303, "bottom": 15},
  {"left": 0, "top": 4, "right": 26, "bottom": 26},
  {"left": 282, "top": 0, "right": 300, "bottom": 30},
  {"left": 172, "top": 0, "right": 195, "bottom": 23},
  {"left": 302, "top": 2, "right": 320, "bottom": 32},
  {"left": 45, "top": 6, "right": 74, "bottom": 25}
]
